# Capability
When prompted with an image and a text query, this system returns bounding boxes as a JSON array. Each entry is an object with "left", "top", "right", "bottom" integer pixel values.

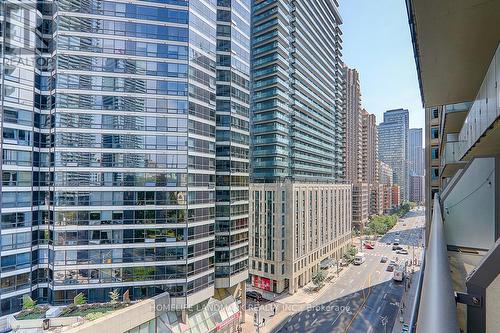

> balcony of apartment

[
  {"left": 413, "top": 192, "right": 499, "bottom": 333},
  {"left": 406, "top": 0, "right": 500, "bottom": 330},
  {"left": 440, "top": 134, "right": 466, "bottom": 178},
  {"left": 440, "top": 102, "right": 472, "bottom": 137}
]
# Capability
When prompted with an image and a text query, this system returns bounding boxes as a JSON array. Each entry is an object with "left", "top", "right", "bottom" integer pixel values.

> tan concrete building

[
  {"left": 352, "top": 183, "right": 369, "bottom": 230},
  {"left": 409, "top": 174, "right": 424, "bottom": 204},
  {"left": 249, "top": 182, "right": 352, "bottom": 294},
  {"left": 361, "top": 110, "right": 379, "bottom": 184},
  {"left": 381, "top": 184, "right": 393, "bottom": 213},
  {"left": 369, "top": 183, "right": 384, "bottom": 216},
  {"left": 342, "top": 66, "right": 362, "bottom": 183}
]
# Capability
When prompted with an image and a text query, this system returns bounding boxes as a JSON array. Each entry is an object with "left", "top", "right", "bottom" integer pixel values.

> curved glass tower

[{"left": 1, "top": 0, "right": 248, "bottom": 317}]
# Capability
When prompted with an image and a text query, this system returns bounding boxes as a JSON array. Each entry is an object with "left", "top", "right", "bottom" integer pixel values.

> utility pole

[{"left": 254, "top": 302, "right": 265, "bottom": 333}]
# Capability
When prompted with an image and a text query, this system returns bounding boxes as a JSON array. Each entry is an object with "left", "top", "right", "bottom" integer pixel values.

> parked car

[
  {"left": 390, "top": 259, "right": 397, "bottom": 266},
  {"left": 393, "top": 244, "right": 402, "bottom": 251},
  {"left": 380, "top": 256, "right": 388, "bottom": 263},
  {"left": 397, "top": 249, "right": 409, "bottom": 255},
  {"left": 246, "top": 291, "right": 263, "bottom": 301},
  {"left": 386, "top": 265, "right": 395, "bottom": 272}
]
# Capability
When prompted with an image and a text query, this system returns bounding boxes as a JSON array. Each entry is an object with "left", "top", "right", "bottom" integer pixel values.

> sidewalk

[
  {"left": 242, "top": 265, "right": 352, "bottom": 333},
  {"left": 391, "top": 265, "right": 422, "bottom": 333}
]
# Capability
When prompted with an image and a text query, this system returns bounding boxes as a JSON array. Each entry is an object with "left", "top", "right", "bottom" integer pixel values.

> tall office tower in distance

[
  {"left": 214, "top": 0, "right": 250, "bottom": 301},
  {"left": 378, "top": 109, "right": 409, "bottom": 202},
  {"left": 342, "top": 66, "right": 362, "bottom": 183},
  {"left": 0, "top": 0, "right": 249, "bottom": 321},
  {"left": 250, "top": 0, "right": 352, "bottom": 295},
  {"left": 409, "top": 128, "right": 424, "bottom": 176}
]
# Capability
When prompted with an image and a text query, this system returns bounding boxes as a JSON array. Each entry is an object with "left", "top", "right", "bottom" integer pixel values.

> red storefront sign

[
  {"left": 252, "top": 275, "right": 271, "bottom": 291},
  {"left": 216, "top": 311, "right": 240, "bottom": 331}
]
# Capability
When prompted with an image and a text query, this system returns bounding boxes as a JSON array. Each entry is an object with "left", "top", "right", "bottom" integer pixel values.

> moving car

[
  {"left": 393, "top": 244, "right": 402, "bottom": 251},
  {"left": 390, "top": 259, "right": 397, "bottom": 266},
  {"left": 401, "top": 324, "right": 409, "bottom": 333},
  {"left": 246, "top": 291, "right": 263, "bottom": 301},
  {"left": 353, "top": 252, "right": 366, "bottom": 265},
  {"left": 364, "top": 242, "right": 374, "bottom": 249},
  {"left": 397, "top": 249, "right": 409, "bottom": 255},
  {"left": 380, "top": 256, "right": 388, "bottom": 263}
]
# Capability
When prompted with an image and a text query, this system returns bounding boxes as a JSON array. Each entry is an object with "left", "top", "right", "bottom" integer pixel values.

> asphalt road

[{"left": 273, "top": 207, "right": 425, "bottom": 333}]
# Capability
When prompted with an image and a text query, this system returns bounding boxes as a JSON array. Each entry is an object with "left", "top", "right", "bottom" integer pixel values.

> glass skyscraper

[
  {"left": 378, "top": 108, "right": 410, "bottom": 202},
  {"left": 250, "top": 0, "right": 345, "bottom": 182},
  {"left": 249, "top": 0, "right": 352, "bottom": 296},
  {"left": 214, "top": 0, "right": 250, "bottom": 292},
  {"left": 1, "top": 0, "right": 249, "bottom": 316}
]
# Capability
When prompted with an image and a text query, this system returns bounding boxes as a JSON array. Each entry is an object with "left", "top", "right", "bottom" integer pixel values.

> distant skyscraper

[
  {"left": 378, "top": 109, "right": 410, "bottom": 201},
  {"left": 249, "top": 0, "right": 351, "bottom": 294},
  {"left": 409, "top": 128, "right": 424, "bottom": 176},
  {"left": 343, "top": 66, "right": 362, "bottom": 183}
]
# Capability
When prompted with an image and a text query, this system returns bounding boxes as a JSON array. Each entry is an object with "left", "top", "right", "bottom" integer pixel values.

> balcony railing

[{"left": 415, "top": 195, "right": 459, "bottom": 332}]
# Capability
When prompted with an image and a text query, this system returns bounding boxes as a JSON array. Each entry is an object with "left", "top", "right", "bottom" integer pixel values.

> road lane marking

[
  {"left": 339, "top": 288, "right": 345, "bottom": 295},
  {"left": 376, "top": 306, "right": 381, "bottom": 314},
  {"left": 311, "top": 318, "right": 318, "bottom": 326},
  {"left": 331, "top": 308, "right": 344, "bottom": 326},
  {"left": 344, "top": 273, "right": 372, "bottom": 333}
]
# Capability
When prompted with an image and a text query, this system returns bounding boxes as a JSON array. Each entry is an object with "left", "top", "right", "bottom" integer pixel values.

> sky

[{"left": 339, "top": 0, "right": 425, "bottom": 129}]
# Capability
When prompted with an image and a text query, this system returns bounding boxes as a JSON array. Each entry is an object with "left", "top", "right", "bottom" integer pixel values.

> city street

[{"left": 269, "top": 207, "right": 425, "bottom": 333}]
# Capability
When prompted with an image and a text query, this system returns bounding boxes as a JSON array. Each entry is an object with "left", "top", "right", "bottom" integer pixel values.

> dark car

[
  {"left": 246, "top": 291, "right": 263, "bottom": 301},
  {"left": 386, "top": 265, "right": 395, "bottom": 272},
  {"left": 393, "top": 244, "right": 402, "bottom": 251},
  {"left": 380, "top": 256, "right": 388, "bottom": 263}
]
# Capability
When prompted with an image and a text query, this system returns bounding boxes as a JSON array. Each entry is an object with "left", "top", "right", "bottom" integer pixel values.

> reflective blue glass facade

[
  {"left": 0, "top": 0, "right": 248, "bottom": 316},
  {"left": 250, "top": 0, "right": 344, "bottom": 183},
  {"left": 214, "top": 0, "right": 250, "bottom": 289},
  {"left": 378, "top": 108, "right": 409, "bottom": 201}
]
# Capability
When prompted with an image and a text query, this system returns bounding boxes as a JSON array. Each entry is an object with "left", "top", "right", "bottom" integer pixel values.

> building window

[
  {"left": 432, "top": 167, "right": 439, "bottom": 180},
  {"left": 431, "top": 127, "right": 439, "bottom": 139},
  {"left": 432, "top": 108, "right": 439, "bottom": 119},
  {"left": 431, "top": 147, "right": 439, "bottom": 160},
  {"left": 264, "top": 263, "right": 268, "bottom": 273},
  {"left": 270, "top": 264, "right": 274, "bottom": 274}
]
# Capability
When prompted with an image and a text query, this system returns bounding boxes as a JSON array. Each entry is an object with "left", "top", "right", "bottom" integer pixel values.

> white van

[{"left": 354, "top": 252, "right": 366, "bottom": 265}]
